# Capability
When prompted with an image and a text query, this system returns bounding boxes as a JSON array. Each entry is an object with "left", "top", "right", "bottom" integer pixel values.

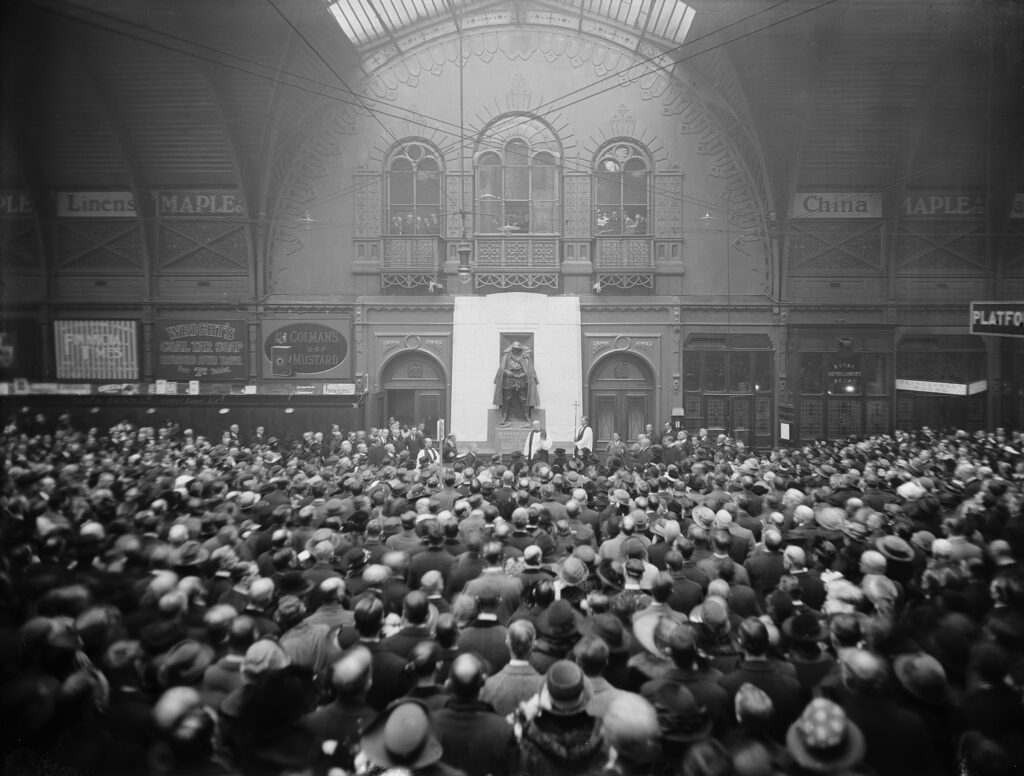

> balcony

[
  {"left": 472, "top": 237, "right": 560, "bottom": 292},
  {"left": 595, "top": 237, "right": 654, "bottom": 291},
  {"left": 379, "top": 236, "right": 443, "bottom": 292}
]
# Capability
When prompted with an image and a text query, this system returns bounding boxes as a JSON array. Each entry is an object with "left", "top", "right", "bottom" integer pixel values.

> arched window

[
  {"left": 474, "top": 118, "right": 560, "bottom": 234},
  {"left": 594, "top": 142, "right": 649, "bottom": 235},
  {"left": 387, "top": 141, "right": 441, "bottom": 235}
]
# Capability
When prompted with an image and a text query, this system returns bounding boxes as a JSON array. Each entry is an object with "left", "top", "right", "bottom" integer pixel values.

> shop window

[
  {"left": 387, "top": 141, "right": 442, "bottom": 235},
  {"left": 594, "top": 142, "right": 649, "bottom": 235},
  {"left": 862, "top": 354, "right": 891, "bottom": 396},
  {"left": 800, "top": 353, "right": 825, "bottom": 394}
]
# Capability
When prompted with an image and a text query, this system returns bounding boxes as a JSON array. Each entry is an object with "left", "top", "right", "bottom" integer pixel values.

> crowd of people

[{"left": 1, "top": 411, "right": 1023, "bottom": 776}]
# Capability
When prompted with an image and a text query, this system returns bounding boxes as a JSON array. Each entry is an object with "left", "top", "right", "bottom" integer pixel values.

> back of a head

[
  {"left": 841, "top": 647, "right": 888, "bottom": 695},
  {"left": 738, "top": 618, "right": 769, "bottom": 657},
  {"left": 227, "top": 614, "right": 256, "bottom": 652},
  {"left": 651, "top": 572, "right": 674, "bottom": 604},
  {"left": 435, "top": 613, "right": 458, "bottom": 649},
  {"left": 602, "top": 694, "right": 660, "bottom": 765},
  {"left": 403, "top": 590, "right": 430, "bottom": 625},
  {"left": 331, "top": 645, "right": 372, "bottom": 697},
  {"left": 354, "top": 596, "right": 385, "bottom": 638},
  {"left": 483, "top": 541, "right": 503, "bottom": 566},
  {"left": 573, "top": 635, "right": 610, "bottom": 677},
  {"left": 507, "top": 619, "right": 536, "bottom": 659},
  {"left": 763, "top": 529, "right": 782, "bottom": 551},
  {"left": 448, "top": 652, "right": 486, "bottom": 700},
  {"left": 405, "top": 640, "right": 441, "bottom": 679}
]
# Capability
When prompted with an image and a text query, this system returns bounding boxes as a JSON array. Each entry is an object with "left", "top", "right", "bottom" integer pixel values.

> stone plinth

[
  {"left": 450, "top": 293, "right": 582, "bottom": 449},
  {"left": 489, "top": 409, "right": 546, "bottom": 455}
]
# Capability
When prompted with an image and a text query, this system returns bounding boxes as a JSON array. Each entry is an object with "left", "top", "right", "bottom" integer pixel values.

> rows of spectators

[{"left": 1, "top": 415, "right": 1023, "bottom": 776}]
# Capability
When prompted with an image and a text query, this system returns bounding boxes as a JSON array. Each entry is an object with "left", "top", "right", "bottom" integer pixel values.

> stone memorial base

[{"left": 490, "top": 409, "right": 546, "bottom": 455}]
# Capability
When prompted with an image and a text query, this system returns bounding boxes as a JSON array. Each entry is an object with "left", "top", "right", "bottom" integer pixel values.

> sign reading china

[
  {"left": 57, "top": 191, "right": 137, "bottom": 217},
  {"left": 791, "top": 192, "right": 881, "bottom": 219},
  {"left": 157, "top": 190, "right": 245, "bottom": 218},
  {"left": 54, "top": 320, "right": 138, "bottom": 380},
  {"left": 970, "top": 301, "right": 1024, "bottom": 338},
  {"left": 261, "top": 319, "right": 350, "bottom": 379},
  {"left": 155, "top": 319, "right": 248, "bottom": 380}
]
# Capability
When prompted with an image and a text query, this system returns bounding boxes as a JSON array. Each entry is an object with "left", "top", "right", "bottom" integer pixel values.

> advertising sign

[
  {"left": 54, "top": 320, "right": 138, "bottom": 380},
  {"left": 0, "top": 320, "right": 40, "bottom": 379},
  {"left": 970, "top": 301, "right": 1024, "bottom": 338},
  {"left": 57, "top": 191, "right": 137, "bottom": 218},
  {"left": 791, "top": 192, "right": 882, "bottom": 219},
  {"left": 157, "top": 190, "right": 245, "bottom": 218},
  {"left": 900, "top": 192, "right": 985, "bottom": 217},
  {"left": 261, "top": 318, "right": 351, "bottom": 379},
  {"left": 155, "top": 319, "right": 248, "bottom": 380}
]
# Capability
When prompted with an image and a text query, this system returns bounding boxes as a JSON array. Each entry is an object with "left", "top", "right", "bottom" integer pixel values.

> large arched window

[
  {"left": 387, "top": 141, "right": 442, "bottom": 235},
  {"left": 474, "top": 118, "right": 560, "bottom": 234},
  {"left": 594, "top": 142, "right": 649, "bottom": 235}
]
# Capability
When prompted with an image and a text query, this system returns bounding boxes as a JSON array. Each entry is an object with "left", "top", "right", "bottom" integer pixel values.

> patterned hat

[{"left": 786, "top": 699, "right": 866, "bottom": 773}]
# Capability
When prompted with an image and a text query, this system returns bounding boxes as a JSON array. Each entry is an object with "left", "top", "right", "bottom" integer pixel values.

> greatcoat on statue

[{"left": 493, "top": 342, "right": 540, "bottom": 423}]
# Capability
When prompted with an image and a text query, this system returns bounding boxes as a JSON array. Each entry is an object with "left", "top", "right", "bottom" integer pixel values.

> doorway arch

[
  {"left": 588, "top": 351, "right": 655, "bottom": 448},
  {"left": 378, "top": 350, "right": 447, "bottom": 435}
]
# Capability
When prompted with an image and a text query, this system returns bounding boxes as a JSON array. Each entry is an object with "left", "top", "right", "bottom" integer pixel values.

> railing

[
  {"left": 594, "top": 237, "right": 653, "bottom": 270},
  {"left": 381, "top": 236, "right": 443, "bottom": 270}
]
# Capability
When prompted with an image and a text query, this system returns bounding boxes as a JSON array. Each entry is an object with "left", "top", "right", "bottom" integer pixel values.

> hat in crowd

[
  {"left": 841, "top": 522, "right": 869, "bottom": 542},
  {"left": 559, "top": 557, "right": 588, "bottom": 587},
  {"left": 237, "top": 491, "right": 261, "bottom": 510},
  {"left": 582, "top": 612, "right": 632, "bottom": 655},
  {"left": 539, "top": 660, "right": 591, "bottom": 716},
  {"left": 650, "top": 683, "right": 712, "bottom": 744},
  {"left": 876, "top": 535, "right": 914, "bottom": 563},
  {"left": 536, "top": 600, "right": 581, "bottom": 640},
  {"left": 277, "top": 571, "right": 314, "bottom": 598},
  {"left": 815, "top": 507, "right": 846, "bottom": 532},
  {"left": 911, "top": 531, "right": 935, "bottom": 554},
  {"left": 692, "top": 505, "right": 715, "bottom": 528},
  {"left": 360, "top": 699, "right": 444, "bottom": 770},
  {"left": 783, "top": 612, "right": 828, "bottom": 644},
  {"left": 156, "top": 639, "right": 214, "bottom": 687},
  {"left": 989, "top": 540, "right": 1015, "bottom": 567},
  {"left": 171, "top": 540, "right": 209, "bottom": 568},
  {"left": 786, "top": 698, "right": 866, "bottom": 773},
  {"left": 894, "top": 652, "right": 949, "bottom": 705},
  {"left": 574, "top": 545, "right": 597, "bottom": 566},
  {"left": 613, "top": 489, "right": 631, "bottom": 506},
  {"left": 634, "top": 613, "right": 684, "bottom": 656},
  {"left": 693, "top": 596, "right": 730, "bottom": 633},
  {"left": 897, "top": 481, "right": 925, "bottom": 500}
]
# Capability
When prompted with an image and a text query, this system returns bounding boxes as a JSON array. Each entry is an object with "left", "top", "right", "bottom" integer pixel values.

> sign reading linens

[
  {"left": 157, "top": 190, "right": 245, "bottom": 218},
  {"left": 261, "top": 319, "right": 350, "bottom": 379},
  {"left": 57, "top": 191, "right": 137, "bottom": 217},
  {"left": 155, "top": 319, "right": 248, "bottom": 380}
]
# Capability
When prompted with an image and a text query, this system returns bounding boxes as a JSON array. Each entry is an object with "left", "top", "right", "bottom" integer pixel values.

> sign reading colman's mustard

[
  {"left": 970, "top": 302, "right": 1024, "bottom": 338},
  {"left": 261, "top": 319, "right": 351, "bottom": 379}
]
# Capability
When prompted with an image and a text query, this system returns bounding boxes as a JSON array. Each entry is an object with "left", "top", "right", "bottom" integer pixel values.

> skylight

[{"left": 326, "top": 0, "right": 695, "bottom": 51}]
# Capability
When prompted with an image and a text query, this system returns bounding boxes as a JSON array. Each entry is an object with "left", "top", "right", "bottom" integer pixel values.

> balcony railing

[
  {"left": 381, "top": 236, "right": 443, "bottom": 270},
  {"left": 594, "top": 237, "right": 653, "bottom": 270}
]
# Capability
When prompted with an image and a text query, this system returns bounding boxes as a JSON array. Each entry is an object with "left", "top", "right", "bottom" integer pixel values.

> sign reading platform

[{"left": 970, "top": 301, "right": 1024, "bottom": 338}]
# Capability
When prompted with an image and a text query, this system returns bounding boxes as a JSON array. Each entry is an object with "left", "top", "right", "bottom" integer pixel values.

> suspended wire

[
  {"left": 30, "top": 0, "right": 823, "bottom": 216},
  {"left": 24, "top": 0, "right": 1001, "bottom": 229}
]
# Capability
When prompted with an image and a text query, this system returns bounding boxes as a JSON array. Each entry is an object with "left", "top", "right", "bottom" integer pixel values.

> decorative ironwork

[
  {"left": 381, "top": 272, "right": 435, "bottom": 290},
  {"left": 473, "top": 238, "right": 559, "bottom": 268},
  {"left": 595, "top": 237, "right": 652, "bottom": 269},
  {"left": 474, "top": 273, "right": 559, "bottom": 290},
  {"left": 596, "top": 273, "right": 654, "bottom": 290},
  {"left": 382, "top": 237, "right": 440, "bottom": 268}
]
